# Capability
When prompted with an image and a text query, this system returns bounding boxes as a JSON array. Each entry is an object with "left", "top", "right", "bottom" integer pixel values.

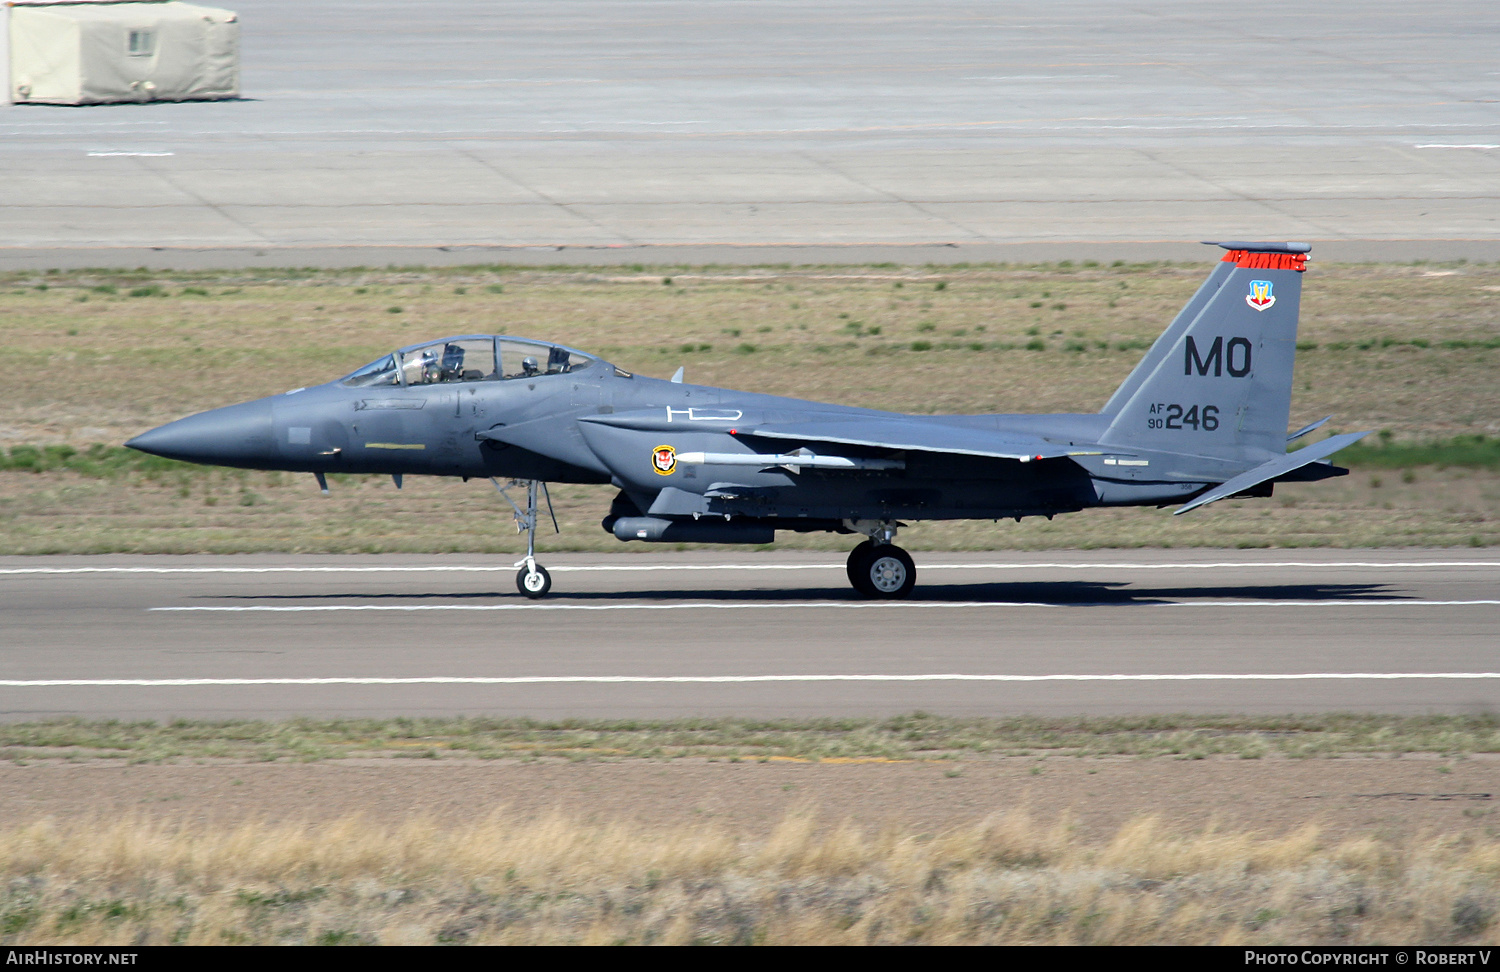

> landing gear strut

[
  {"left": 494, "top": 478, "right": 557, "bottom": 598},
  {"left": 843, "top": 520, "right": 916, "bottom": 599}
]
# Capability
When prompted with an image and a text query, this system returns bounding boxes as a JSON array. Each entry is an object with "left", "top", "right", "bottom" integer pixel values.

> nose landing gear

[
  {"left": 494, "top": 478, "right": 558, "bottom": 598},
  {"left": 517, "top": 562, "right": 552, "bottom": 598},
  {"left": 843, "top": 520, "right": 916, "bottom": 599}
]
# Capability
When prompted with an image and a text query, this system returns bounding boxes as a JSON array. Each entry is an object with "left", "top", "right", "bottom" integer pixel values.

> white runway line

[
  {"left": 5, "top": 673, "right": 1500, "bottom": 688},
  {"left": 148, "top": 600, "right": 1500, "bottom": 613},
  {"left": 150, "top": 601, "right": 1052, "bottom": 612},
  {"left": 5, "top": 561, "right": 1498, "bottom": 576}
]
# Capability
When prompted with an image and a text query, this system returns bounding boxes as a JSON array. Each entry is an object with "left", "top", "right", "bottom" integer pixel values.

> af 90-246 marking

[{"left": 1148, "top": 403, "right": 1220, "bottom": 431}]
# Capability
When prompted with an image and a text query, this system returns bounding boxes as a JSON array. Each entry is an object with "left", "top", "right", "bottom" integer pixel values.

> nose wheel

[
  {"left": 846, "top": 540, "right": 916, "bottom": 599},
  {"left": 494, "top": 478, "right": 559, "bottom": 599},
  {"left": 517, "top": 563, "right": 552, "bottom": 598}
]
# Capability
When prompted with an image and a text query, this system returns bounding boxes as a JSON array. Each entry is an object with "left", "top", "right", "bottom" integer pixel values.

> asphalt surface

[
  {"left": 3, "top": 1, "right": 1498, "bottom": 267},
  {"left": 1, "top": 550, "right": 1496, "bottom": 720}
]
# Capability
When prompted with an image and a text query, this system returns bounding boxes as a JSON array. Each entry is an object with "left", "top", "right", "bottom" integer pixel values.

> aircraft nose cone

[{"left": 125, "top": 399, "right": 275, "bottom": 469}]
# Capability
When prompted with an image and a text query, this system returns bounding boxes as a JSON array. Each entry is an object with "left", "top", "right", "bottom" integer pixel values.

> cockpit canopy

[{"left": 341, "top": 336, "right": 597, "bottom": 388}]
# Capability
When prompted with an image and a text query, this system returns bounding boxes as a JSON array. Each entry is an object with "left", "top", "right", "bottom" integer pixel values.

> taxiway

[{"left": 3, "top": 1, "right": 1498, "bottom": 267}]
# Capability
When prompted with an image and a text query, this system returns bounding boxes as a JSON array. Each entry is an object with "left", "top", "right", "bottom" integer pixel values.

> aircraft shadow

[{"left": 211, "top": 581, "right": 1403, "bottom": 606}]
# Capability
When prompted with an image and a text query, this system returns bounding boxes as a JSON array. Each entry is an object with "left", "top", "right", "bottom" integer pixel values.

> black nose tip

[{"left": 126, "top": 400, "right": 274, "bottom": 468}]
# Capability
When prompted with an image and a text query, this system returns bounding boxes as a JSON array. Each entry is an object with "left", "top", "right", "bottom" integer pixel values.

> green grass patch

[
  {"left": 0, "top": 444, "right": 192, "bottom": 478},
  {"left": 1336, "top": 434, "right": 1500, "bottom": 470}
]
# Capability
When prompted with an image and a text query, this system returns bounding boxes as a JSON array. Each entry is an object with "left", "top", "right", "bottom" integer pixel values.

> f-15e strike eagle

[{"left": 127, "top": 242, "right": 1369, "bottom": 599}]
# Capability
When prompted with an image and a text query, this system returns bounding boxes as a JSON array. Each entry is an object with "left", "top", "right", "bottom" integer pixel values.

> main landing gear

[
  {"left": 843, "top": 520, "right": 916, "bottom": 599},
  {"left": 494, "top": 478, "right": 557, "bottom": 599}
]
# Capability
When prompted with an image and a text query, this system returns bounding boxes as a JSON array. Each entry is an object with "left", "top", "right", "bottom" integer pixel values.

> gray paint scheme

[{"left": 126, "top": 242, "right": 1370, "bottom": 597}]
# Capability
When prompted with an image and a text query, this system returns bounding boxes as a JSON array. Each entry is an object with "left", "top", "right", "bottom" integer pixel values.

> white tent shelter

[{"left": 3, "top": 0, "right": 237, "bottom": 105}]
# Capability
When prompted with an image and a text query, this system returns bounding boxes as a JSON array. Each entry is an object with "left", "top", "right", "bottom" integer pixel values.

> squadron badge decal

[
  {"left": 652, "top": 444, "right": 677, "bottom": 475},
  {"left": 1246, "top": 279, "right": 1275, "bottom": 311}
]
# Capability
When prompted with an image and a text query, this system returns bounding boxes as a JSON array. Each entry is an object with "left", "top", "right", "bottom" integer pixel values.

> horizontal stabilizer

[
  {"left": 1287, "top": 415, "right": 1331, "bottom": 443},
  {"left": 1174, "top": 431, "right": 1371, "bottom": 515},
  {"left": 739, "top": 418, "right": 1075, "bottom": 462}
]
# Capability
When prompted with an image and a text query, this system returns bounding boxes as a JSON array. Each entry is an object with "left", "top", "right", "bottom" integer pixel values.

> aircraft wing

[{"left": 735, "top": 418, "right": 1080, "bottom": 462}]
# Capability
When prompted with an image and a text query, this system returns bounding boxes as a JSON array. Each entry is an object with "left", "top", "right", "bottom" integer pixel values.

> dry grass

[
  {"left": 6, "top": 714, "right": 1500, "bottom": 764},
  {"left": 3, "top": 261, "right": 1497, "bottom": 447},
  {"left": 2, "top": 261, "right": 1495, "bottom": 553},
  {"left": 2, "top": 811, "right": 1497, "bottom": 944}
]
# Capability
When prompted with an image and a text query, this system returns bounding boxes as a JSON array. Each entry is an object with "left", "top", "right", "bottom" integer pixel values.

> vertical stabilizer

[
  {"left": 1099, "top": 242, "right": 1309, "bottom": 462},
  {"left": 1101, "top": 257, "right": 1238, "bottom": 414}
]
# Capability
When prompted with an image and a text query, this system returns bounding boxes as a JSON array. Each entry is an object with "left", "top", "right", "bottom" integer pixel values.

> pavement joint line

[
  {"left": 5, "top": 673, "right": 1500, "bottom": 687},
  {"left": 4, "top": 561, "right": 1499, "bottom": 576},
  {"left": 146, "top": 600, "right": 1500, "bottom": 612}
]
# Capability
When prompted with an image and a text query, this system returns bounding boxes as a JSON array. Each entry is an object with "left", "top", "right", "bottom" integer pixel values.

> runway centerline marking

[
  {"left": 5, "top": 673, "right": 1500, "bottom": 688},
  {"left": 5, "top": 561, "right": 1497, "bottom": 576},
  {"left": 148, "top": 600, "right": 1500, "bottom": 613}
]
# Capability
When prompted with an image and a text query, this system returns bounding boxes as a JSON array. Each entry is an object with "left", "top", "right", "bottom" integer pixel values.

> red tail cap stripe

[{"left": 1220, "top": 250, "right": 1308, "bottom": 272}]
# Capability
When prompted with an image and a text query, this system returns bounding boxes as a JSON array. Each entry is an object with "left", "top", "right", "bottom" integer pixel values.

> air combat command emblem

[{"left": 1246, "top": 279, "right": 1275, "bottom": 311}]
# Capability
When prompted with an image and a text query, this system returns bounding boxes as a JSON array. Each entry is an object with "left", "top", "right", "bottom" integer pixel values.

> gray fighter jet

[{"left": 127, "top": 242, "right": 1369, "bottom": 599}]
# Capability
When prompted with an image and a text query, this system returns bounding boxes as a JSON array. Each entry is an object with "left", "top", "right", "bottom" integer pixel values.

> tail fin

[{"left": 1099, "top": 241, "right": 1309, "bottom": 461}]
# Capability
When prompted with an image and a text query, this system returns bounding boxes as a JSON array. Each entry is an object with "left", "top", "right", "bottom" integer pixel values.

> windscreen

[{"left": 340, "top": 354, "right": 400, "bottom": 387}]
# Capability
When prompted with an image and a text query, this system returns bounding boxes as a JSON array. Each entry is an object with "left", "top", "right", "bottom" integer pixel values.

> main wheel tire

[
  {"left": 847, "top": 542, "right": 916, "bottom": 599},
  {"left": 516, "top": 565, "right": 552, "bottom": 599},
  {"left": 846, "top": 540, "right": 877, "bottom": 595},
  {"left": 861, "top": 544, "right": 916, "bottom": 599}
]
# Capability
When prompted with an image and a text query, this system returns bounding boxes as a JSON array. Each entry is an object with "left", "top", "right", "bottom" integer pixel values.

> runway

[
  {"left": 1, "top": 550, "right": 1496, "bottom": 720},
  {"left": 3, "top": 1, "right": 1498, "bottom": 267}
]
